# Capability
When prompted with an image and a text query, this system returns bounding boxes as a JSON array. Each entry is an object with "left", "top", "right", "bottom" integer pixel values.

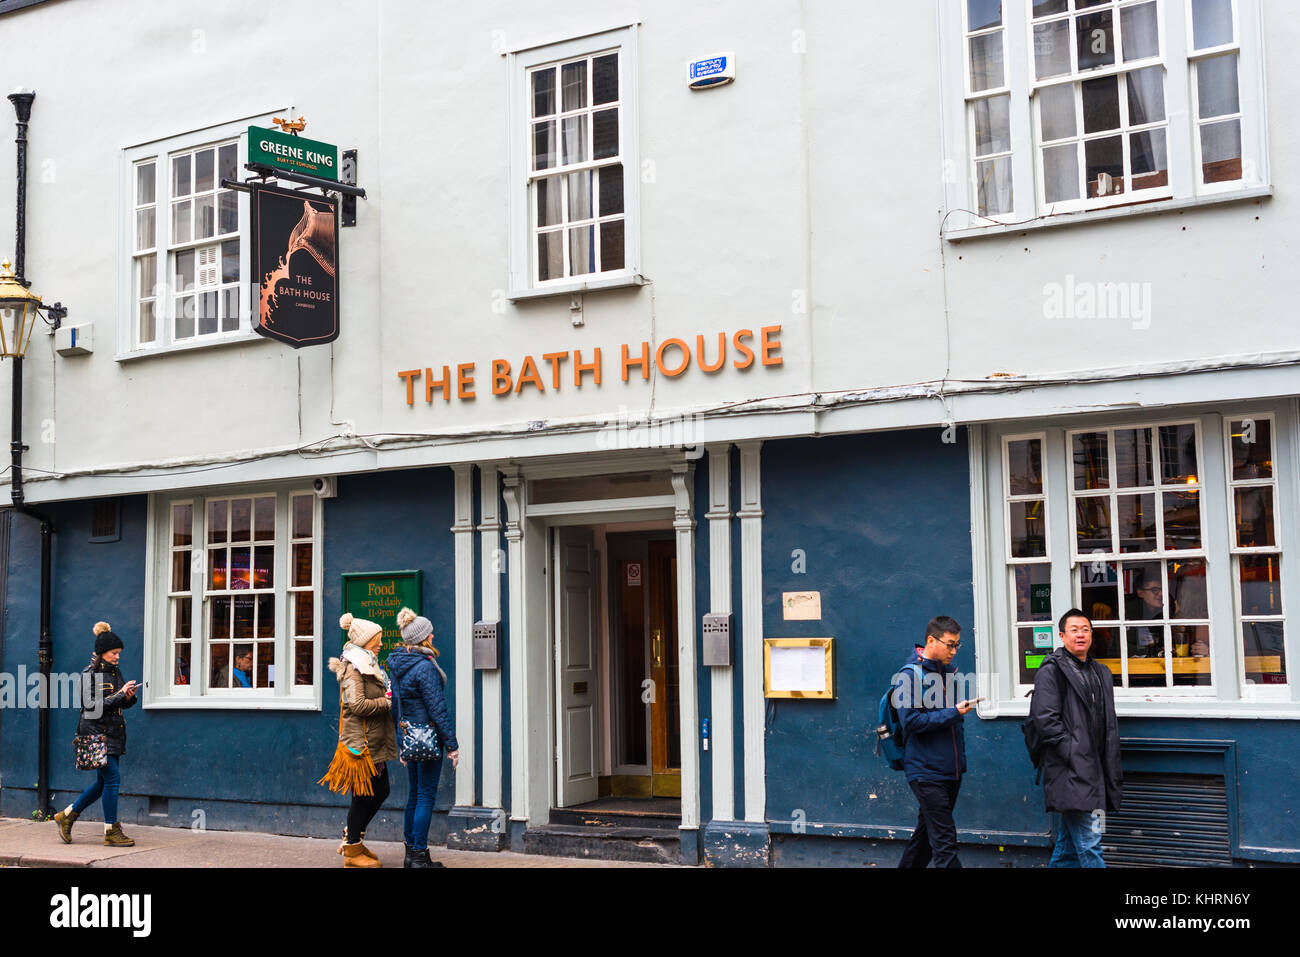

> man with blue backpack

[{"left": 890, "top": 615, "right": 976, "bottom": 868}]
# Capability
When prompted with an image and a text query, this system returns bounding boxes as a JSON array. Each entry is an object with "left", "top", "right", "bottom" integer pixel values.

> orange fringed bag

[{"left": 316, "top": 692, "right": 379, "bottom": 797}]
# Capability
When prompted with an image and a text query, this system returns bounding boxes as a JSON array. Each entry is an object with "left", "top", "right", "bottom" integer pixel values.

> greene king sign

[{"left": 249, "top": 125, "right": 338, "bottom": 181}]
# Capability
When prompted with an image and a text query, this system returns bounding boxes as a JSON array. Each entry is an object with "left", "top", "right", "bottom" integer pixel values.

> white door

[{"left": 554, "top": 527, "right": 599, "bottom": 808}]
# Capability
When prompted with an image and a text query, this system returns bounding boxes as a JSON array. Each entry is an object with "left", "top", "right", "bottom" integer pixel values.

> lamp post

[{"left": 4, "top": 88, "right": 67, "bottom": 819}]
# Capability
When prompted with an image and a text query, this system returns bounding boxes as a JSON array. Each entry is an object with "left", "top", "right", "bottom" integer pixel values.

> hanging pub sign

[{"left": 251, "top": 183, "right": 339, "bottom": 348}]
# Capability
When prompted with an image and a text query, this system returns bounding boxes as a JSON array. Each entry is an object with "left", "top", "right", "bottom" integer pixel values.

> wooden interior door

[{"left": 647, "top": 540, "right": 681, "bottom": 797}]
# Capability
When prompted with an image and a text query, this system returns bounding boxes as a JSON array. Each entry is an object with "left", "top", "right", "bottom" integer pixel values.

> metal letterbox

[
  {"left": 473, "top": 620, "right": 500, "bottom": 670},
  {"left": 702, "top": 613, "right": 732, "bottom": 667}
]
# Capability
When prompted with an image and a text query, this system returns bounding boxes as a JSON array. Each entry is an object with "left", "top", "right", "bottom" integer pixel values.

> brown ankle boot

[
  {"left": 342, "top": 842, "right": 381, "bottom": 867},
  {"left": 356, "top": 830, "right": 380, "bottom": 862},
  {"left": 104, "top": 823, "right": 135, "bottom": 847},
  {"left": 54, "top": 808, "right": 79, "bottom": 844}
]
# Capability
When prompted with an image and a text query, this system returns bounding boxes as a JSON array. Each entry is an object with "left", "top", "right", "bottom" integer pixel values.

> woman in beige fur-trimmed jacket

[{"left": 317, "top": 613, "right": 397, "bottom": 867}]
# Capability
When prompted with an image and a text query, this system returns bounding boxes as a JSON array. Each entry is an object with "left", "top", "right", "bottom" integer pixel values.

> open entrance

[{"left": 552, "top": 524, "right": 681, "bottom": 821}]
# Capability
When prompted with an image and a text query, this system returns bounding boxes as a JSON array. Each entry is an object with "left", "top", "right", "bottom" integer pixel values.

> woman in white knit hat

[{"left": 317, "top": 613, "right": 397, "bottom": 867}]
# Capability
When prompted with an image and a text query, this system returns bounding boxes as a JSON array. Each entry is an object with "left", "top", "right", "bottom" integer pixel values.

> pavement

[{"left": 0, "top": 816, "right": 668, "bottom": 868}]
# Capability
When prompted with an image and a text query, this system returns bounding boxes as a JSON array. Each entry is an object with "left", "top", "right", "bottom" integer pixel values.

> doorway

[{"left": 551, "top": 525, "right": 681, "bottom": 809}]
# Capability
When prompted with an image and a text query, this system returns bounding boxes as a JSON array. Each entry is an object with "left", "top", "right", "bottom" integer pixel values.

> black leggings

[{"left": 345, "top": 763, "right": 390, "bottom": 842}]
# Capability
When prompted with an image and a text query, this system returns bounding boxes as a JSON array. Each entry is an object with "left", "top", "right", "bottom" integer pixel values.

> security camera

[{"left": 312, "top": 477, "right": 337, "bottom": 499}]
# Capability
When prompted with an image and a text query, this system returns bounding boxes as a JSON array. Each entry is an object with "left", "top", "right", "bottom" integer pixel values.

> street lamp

[{"left": 0, "top": 258, "right": 58, "bottom": 357}]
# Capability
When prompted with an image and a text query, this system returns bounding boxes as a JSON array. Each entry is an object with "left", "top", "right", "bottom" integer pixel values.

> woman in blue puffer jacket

[{"left": 387, "top": 607, "right": 459, "bottom": 868}]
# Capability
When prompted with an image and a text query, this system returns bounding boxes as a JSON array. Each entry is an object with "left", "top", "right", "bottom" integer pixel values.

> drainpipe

[{"left": 7, "top": 89, "right": 56, "bottom": 819}]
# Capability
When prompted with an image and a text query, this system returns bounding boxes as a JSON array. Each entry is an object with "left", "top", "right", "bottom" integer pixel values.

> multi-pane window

[
  {"left": 1031, "top": 0, "right": 1170, "bottom": 209},
  {"left": 1228, "top": 417, "right": 1285, "bottom": 685},
  {"left": 966, "top": 0, "right": 1013, "bottom": 216},
  {"left": 126, "top": 128, "right": 249, "bottom": 352},
  {"left": 1069, "top": 423, "right": 1210, "bottom": 689},
  {"left": 206, "top": 494, "right": 277, "bottom": 689},
  {"left": 169, "top": 143, "right": 241, "bottom": 340},
  {"left": 949, "top": 0, "right": 1264, "bottom": 228},
  {"left": 1189, "top": 0, "right": 1243, "bottom": 188},
  {"left": 996, "top": 413, "right": 1292, "bottom": 703},
  {"left": 163, "top": 490, "right": 319, "bottom": 697},
  {"left": 133, "top": 162, "right": 158, "bottom": 344},
  {"left": 1005, "top": 436, "right": 1053, "bottom": 684},
  {"left": 169, "top": 502, "right": 194, "bottom": 685},
  {"left": 529, "top": 51, "right": 626, "bottom": 282},
  {"left": 289, "top": 494, "right": 317, "bottom": 687}
]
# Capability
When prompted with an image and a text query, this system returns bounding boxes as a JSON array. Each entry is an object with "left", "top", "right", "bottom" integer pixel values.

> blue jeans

[
  {"left": 1050, "top": 810, "right": 1106, "bottom": 867},
  {"left": 404, "top": 756, "right": 443, "bottom": 852},
  {"left": 71, "top": 755, "right": 121, "bottom": 824}
]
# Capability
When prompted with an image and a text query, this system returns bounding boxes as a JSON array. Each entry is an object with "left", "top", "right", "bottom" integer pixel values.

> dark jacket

[
  {"left": 76, "top": 657, "right": 137, "bottom": 756},
  {"left": 1029, "top": 647, "right": 1123, "bottom": 812},
  {"left": 386, "top": 647, "right": 459, "bottom": 754},
  {"left": 895, "top": 654, "right": 966, "bottom": 783}
]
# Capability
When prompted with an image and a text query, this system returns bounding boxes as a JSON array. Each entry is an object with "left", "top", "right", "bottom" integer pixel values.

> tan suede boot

[
  {"left": 356, "top": 830, "right": 380, "bottom": 863},
  {"left": 54, "top": 808, "right": 78, "bottom": 844},
  {"left": 104, "top": 823, "right": 135, "bottom": 847},
  {"left": 342, "top": 842, "right": 381, "bottom": 867}
]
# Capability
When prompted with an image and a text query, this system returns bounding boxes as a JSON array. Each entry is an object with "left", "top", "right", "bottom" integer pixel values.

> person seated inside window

[
  {"left": 214, "top": 649, "right": 255, "bottom": 688},
  {"left": 1125, "top": 572, "right": 1164, "bottom": 658}
]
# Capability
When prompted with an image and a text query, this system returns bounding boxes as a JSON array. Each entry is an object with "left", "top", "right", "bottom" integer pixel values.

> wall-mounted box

[
  {"left": 473, "top": 620, "right": 500, "bottom": 669},
  {"left": 702, "top": 613, "right": 732, "bottom": 666},
  {"left": 54, "top": 323, "right": 92, "bottom": 356}
]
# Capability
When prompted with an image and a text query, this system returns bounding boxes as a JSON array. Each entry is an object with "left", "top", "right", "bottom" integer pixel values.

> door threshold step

[
  {"left": 550, "top": 807, "right": 680, "bottom": 831},
  {"left": 522, "top": 824, "right": 680, "bottom": 865}
]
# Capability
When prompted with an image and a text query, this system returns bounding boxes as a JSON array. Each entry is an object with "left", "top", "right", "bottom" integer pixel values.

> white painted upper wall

[{"left": 0, "top": 0, "right": 1294, "bottom": 494}]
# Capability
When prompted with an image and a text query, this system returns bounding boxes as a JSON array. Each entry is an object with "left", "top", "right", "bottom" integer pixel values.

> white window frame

[
  {"left": 506, "top": 24, "right": 644, "bottom": 301},
  {"left": 970, "top": 402, "right": 1300, "bottom": 718},
  {"left": 939, "top": 0, "right": 1270, "bottom": 239},
  {"left": 117, "top": 112, "right": 285, "bottom": 360},
  {"left": 1065, "top": 419, "right": 1213, "bottom": 698},
  {"left": 142, "top": 483, "right": 324, "bottom": 711},
  {"left": 1223, "top": 411, "right": 1290, "bottom": 702}
]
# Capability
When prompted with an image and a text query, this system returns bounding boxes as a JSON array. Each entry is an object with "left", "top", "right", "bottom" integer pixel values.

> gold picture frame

[{"left": 763, "top": 637, "right": 835, "bottom": 699}]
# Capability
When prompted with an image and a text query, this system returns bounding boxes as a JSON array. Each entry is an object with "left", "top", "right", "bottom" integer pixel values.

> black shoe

[
  {"left": 403, "top": 844, "right": 419, "bottom": 869},
  {"left": 422, "top": 849, "right": 445, "bottom": 868}
]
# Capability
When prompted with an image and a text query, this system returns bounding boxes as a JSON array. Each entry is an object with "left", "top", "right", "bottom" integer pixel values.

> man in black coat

[{"left": 1029, "top": 608, "right": 1123, "bottom": 867}]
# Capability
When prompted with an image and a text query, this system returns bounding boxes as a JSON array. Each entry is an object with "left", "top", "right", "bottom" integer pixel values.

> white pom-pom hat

[{"left": 339, "top": 612, "right": 383, "bottom": 646}]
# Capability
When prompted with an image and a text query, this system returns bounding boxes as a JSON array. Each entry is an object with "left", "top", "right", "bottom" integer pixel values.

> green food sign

[
  {"left": 341, "top": 570, "right": 422, "bottom": 665},
  {"left": 249, "top": 125, "right": 338, "bottom": 181}
]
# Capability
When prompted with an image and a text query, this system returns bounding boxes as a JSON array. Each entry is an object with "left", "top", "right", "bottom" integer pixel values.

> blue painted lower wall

[
  {"left": 756, "top": 430, "right": 1300, "bottom": 866},
  {"left": 4, "top": 435, "right": 1297, "bottom": 866},
  {"left": 0, "top": 468, "right": 459, "bottom": 842}
]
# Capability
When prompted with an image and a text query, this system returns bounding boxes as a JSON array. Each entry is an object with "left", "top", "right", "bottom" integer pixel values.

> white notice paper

[{"left": 769, "top": 646, "right": 826, "bottom": 693}]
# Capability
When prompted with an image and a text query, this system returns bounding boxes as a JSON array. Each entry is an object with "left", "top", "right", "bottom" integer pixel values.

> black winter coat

[
  {"left": 76, "top": 657, "right": 137, "bottom": 756},
  {"left": 386, "top": 647, "right": 459, "bottom": 753},
  {"left": 1029, "top": 647, "right": 1123, "bottom": 813}
]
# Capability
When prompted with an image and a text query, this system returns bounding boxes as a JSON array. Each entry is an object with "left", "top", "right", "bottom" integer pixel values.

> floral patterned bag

[{"left": 73, "top": 734, "right": 108, "bottom": 771}]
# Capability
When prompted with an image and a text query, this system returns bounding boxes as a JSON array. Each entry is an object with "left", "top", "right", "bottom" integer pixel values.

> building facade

[{"left": 0, "top": 0, "right": 1296, "bottom": 865}]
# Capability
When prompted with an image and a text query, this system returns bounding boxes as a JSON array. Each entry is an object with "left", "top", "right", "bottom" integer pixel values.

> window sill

[
  {"left": 979, "top": 695, "right": 1300, "bottom": 720},
  {"left": 944, "top": 185, "right": 1273, "bottom": 243},
  {"left": 115, "top": 328, "right": 273, "bottom": 363},
  {"left": 144, "top": 693, "right": 319, "bottom": 711},
  {"left": 507, "top": 272, "right": 648, "bottom": 302}
]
